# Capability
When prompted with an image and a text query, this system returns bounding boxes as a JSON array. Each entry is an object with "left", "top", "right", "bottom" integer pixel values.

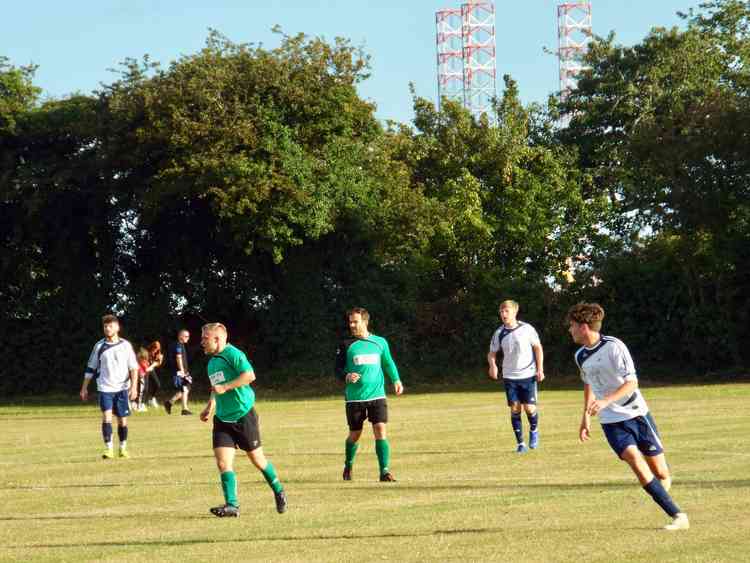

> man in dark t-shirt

[{"left": 164, "top": 329, "right": 192, "bottom": 415}]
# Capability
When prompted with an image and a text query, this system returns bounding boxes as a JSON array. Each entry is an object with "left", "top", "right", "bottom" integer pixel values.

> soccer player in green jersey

[
  {"left": 199, "top": 322, "right": 287, "bottom": 517},
  {"left": 335, "top": 307, "right": 404, "bottom": 482}
]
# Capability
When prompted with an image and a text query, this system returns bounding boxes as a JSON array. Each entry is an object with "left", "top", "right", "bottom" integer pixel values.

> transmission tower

[
  {"left": 436, "top": 2, "right": 497, "bottom": 122},
  {"left": 557, "top": 1, "right": 592, "bottom": 100}
]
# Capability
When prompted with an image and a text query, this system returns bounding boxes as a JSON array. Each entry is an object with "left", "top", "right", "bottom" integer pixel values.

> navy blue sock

[
  {"left": 117, "top": 425, "right": 128, "bottom": 443},
  {"left": 527, "top": 412, "right": 539, "bottom": 432},
  {"left": 511, "top": 413, "right": 523, "bottom": 444},
  {"left": 643, "top": 478, "right": 680, "bottom": 516},
  {"left": 102, "top": 422, "right": 113, "bottom": 445}
]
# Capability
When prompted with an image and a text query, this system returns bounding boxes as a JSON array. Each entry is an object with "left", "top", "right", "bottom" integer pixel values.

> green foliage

[{"left": 3, "top": 2, "right": 750, "bottom": 394}]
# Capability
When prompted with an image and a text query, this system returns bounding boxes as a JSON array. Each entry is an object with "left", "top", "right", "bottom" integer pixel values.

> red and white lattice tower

[
  {"left": 436, "top": 8, "right": 464, "bottom": 107},
  {"left": 557, "top": 2, "right": 592, "bottom": 101},
  {"left": 436, "top": 2, "right": 497, "bottom": 121}
]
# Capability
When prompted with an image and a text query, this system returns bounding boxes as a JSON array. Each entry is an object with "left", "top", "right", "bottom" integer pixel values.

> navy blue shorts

[
  {"left": 172, "top": 374, "right": 192, "bottom": 390},
  {"left": 601, "top": 413, "right": 664, "bottom": 458},
  {"left": 503, "top": 376, "right": 537, "bottom": 406},
  {"left": 99, "top": 390, "right": 130, "bottom": 417}
]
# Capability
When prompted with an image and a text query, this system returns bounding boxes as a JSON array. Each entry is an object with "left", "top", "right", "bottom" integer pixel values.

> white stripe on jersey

[
  {"left": 489, "top": 322, "right": 541, "bottom": 380},
  {"left": 574, "top": 335, "right": 649, "bottom": 424},
  {"left": 86, "top": 338, "right": 139, "bottom": 393}
]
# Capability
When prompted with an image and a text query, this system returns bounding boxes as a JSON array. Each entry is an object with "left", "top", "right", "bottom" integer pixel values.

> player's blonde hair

[
  {"left": 566, "top": 303, "right": 605, "bottom": 331},
  {"left": 499, "top": 300, "right": 519, "bottom": 311}
]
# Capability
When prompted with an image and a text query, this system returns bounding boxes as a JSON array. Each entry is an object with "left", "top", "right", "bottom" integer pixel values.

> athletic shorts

[
  {"left": 345, "top": 398, "right": 388, "bottom": 431},
  {"left": 172, "top": 374, "right": 192, "bottom": 390},
  {"left": 212, "top": 408, "right": 261, "bottom": 452},
  {"left": 503, "top": 376, "right": 537, "bottom": 406},
  {"left": 601, "top": 413, "right": 664, "bottom": 458},
  {"left": 99, "top": 390, "right": 130, "bottom": 417}
]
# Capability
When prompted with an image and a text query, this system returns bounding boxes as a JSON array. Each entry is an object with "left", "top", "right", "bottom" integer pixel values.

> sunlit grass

[{"left": 1, "top": 383, "right": 748, "bottom": 562}]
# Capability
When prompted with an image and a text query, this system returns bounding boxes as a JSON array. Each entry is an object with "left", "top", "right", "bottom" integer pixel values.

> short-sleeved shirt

[
  {"left": 489, "top": 322, "right": 540, "bottom": 380},
  {"left": 84, "top": 338, "right": 139, "bottom": 393},
  {"left": 207, "top": 344, "right": 255, "bottom": 422},
  {"left": 573, "top": 335, "right": 650, "bottom": 424},
  {"left": 335, "top": 334, "right": 400, "bottom": 403},
  {"left": 168, "top": 341, "right": 189, "bottom": 374}
]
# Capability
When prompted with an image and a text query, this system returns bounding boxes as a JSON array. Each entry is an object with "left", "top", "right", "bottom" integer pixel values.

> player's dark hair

[
  {"left": 101, "top": 314, "right": 119, "bottom": 325},
  {"left": 566, "top": 303, "right": 604, "bottom": 331},
  {"left": 347, "top": 307, "right": 370, "bottom": 324}
]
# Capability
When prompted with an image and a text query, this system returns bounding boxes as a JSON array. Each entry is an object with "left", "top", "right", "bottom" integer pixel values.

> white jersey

[
  {"left": 573, "top": 335, "right": 649, "bottom": 424},
  {"left": 489, "top": 322, "right": 540, "bottom": 380},
  {"left": 84, "top": 338, "right": 138, "bottom": 393}
]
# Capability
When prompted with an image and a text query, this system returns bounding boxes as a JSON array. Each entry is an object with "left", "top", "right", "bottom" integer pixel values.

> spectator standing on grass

[
  {"left": 165, "top": 329, "right": 192, "bottom": 415},
  {"left": 335, "top": 307, "right": 403, "bottom": 482},
  {"left": 487, "top": 300, "right": 545, "bottom": 453},
  {"left": 199, "top": 322, "right": 287, "bottom": 517},
  {"left": 567, "top": 302, "right": 689, "bottom": 531},
  {"left": 145, "top": 340, "right": 163, "bottom": 408},
  {"left": 135, "top": 347, "right": 150, "bottom": 412},
  {"left": 80, "top": 314, "right": 138, "bottom": 459}
]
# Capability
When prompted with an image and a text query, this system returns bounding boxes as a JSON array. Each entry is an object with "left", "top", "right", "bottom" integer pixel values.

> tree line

[{"left": 1, "top": 1, "right": 748, "bottom": 394}]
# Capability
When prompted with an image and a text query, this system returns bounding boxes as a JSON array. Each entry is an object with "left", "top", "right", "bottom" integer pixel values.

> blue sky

[{"left": 3, "top": 1, "right": 696, "bottom": 125}]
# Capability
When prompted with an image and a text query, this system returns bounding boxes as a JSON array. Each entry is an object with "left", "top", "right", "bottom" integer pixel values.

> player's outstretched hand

[
  {"left": 394, "top": 381, "right": 404, "bottom": 396},
  {"left": 200, "top": 408, "right": 211, "bottom": 422}
]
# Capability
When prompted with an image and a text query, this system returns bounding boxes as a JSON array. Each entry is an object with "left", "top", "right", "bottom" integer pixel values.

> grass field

[{"left": 1, "top": 383, "right": 748, "bottom": 562}]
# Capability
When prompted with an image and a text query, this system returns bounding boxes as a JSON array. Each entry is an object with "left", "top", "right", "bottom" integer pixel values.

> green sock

[
  {"left": 375, "top": 439, "right": 391, "bottom": 475},
  {"left": 345, "top": 439, "right": 359, "bottom": 468},
  {"left": 261, "top": 461, "right": 284, "bottom": 494},
  {"left": 220, "top": 471, "right": 238, "bottom": 507}
]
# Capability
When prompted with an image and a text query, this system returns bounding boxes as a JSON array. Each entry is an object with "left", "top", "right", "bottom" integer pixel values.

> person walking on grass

[
  {"left": 199, "top": 322, "right": 287, "bottom": 517},
  {"left": 165, "top": 329, "right": 192, "bottom": 415},
  {"left": 566, "top": 302, "right": 689, "bottom": 531},
  {"left": 336, "top": 307, "right": 403, "bottom": 482},
  {"left": 80, "top": 314, "right": 138, "bottom": 459},
  {"left": 487, "top": 300, "right": 545, "bottom": 453}
]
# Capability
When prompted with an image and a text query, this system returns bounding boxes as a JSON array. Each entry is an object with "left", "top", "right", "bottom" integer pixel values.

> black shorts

[
  {"left": 346, "top": 398, "right": 388, "bottom": 431},
  {"left": 212, "top": 408, "right": 262, "bottom": 452}
]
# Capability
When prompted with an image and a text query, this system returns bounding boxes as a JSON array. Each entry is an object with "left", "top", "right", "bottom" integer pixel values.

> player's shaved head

[{"left": 202, "top": 322, "right": 227, "bottom": 336}]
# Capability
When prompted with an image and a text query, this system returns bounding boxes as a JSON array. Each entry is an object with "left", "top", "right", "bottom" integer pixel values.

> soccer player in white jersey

[
  {"left": 80, "top": 314, "right": 139, "bottom": 459},
  {"left": 487, "top": 300, "right": 545, "bottom": 452},
  {"left": 566, "top": 303, "right": 689, "bottom": 531}
]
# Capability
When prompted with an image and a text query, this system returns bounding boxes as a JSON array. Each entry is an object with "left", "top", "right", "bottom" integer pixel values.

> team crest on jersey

[
  {"left": 353, "top": 354, "right": 379, "bottom": 366},
  {"left": 209, "top": 371, "right": 226, "bottom": 385}
]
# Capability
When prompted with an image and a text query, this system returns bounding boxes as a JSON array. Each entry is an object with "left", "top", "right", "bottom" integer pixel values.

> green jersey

[
  {"left": 207, "top": 344, "right": 255, "bottom": 422},
  {"left": 335, "top": 334, "right": 400, "bottom": 402}
]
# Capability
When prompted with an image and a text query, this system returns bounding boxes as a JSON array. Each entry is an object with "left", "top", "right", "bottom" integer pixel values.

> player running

[
  {"left": 567, "top": 302, "right": 689, "bottom": 531},
  {"left": 199, "top": 322, "right": 287, "bottom": 517},
  {"left": 336, "top": 307, "right": 404, "bottom": 482}
]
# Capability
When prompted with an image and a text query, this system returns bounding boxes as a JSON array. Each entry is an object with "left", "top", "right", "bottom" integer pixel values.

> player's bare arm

[
  {"left": 128, "top": 368, "right": 139, "bottom": 401},
  {"left": 394, "top": 380, "right": 404, "bottom": 395},
  {"left": 586, "top": 379, "right": 638, "bottom": 416},
  {"left": 533, "top": 343, "right": 545, "bottom": 382},
  {"left": 486, "top": 352, "right": 498, "bottom": 380},
  {"left": 579, "top": 383, "right": 593, "bottom": 441},
  {"left": 200, "top": 394, "right": 216, "bottom": 422}
]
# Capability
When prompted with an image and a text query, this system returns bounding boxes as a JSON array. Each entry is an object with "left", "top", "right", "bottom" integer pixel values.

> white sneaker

[
  {"left": 138, "top": 404, "right": 147, "bottom": 412},
  {"left": 664, "top": 513, "right": 689, "bottom": 531},
  {"left": 149, "top": 398, "right": 158, "bottom": 408}
]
